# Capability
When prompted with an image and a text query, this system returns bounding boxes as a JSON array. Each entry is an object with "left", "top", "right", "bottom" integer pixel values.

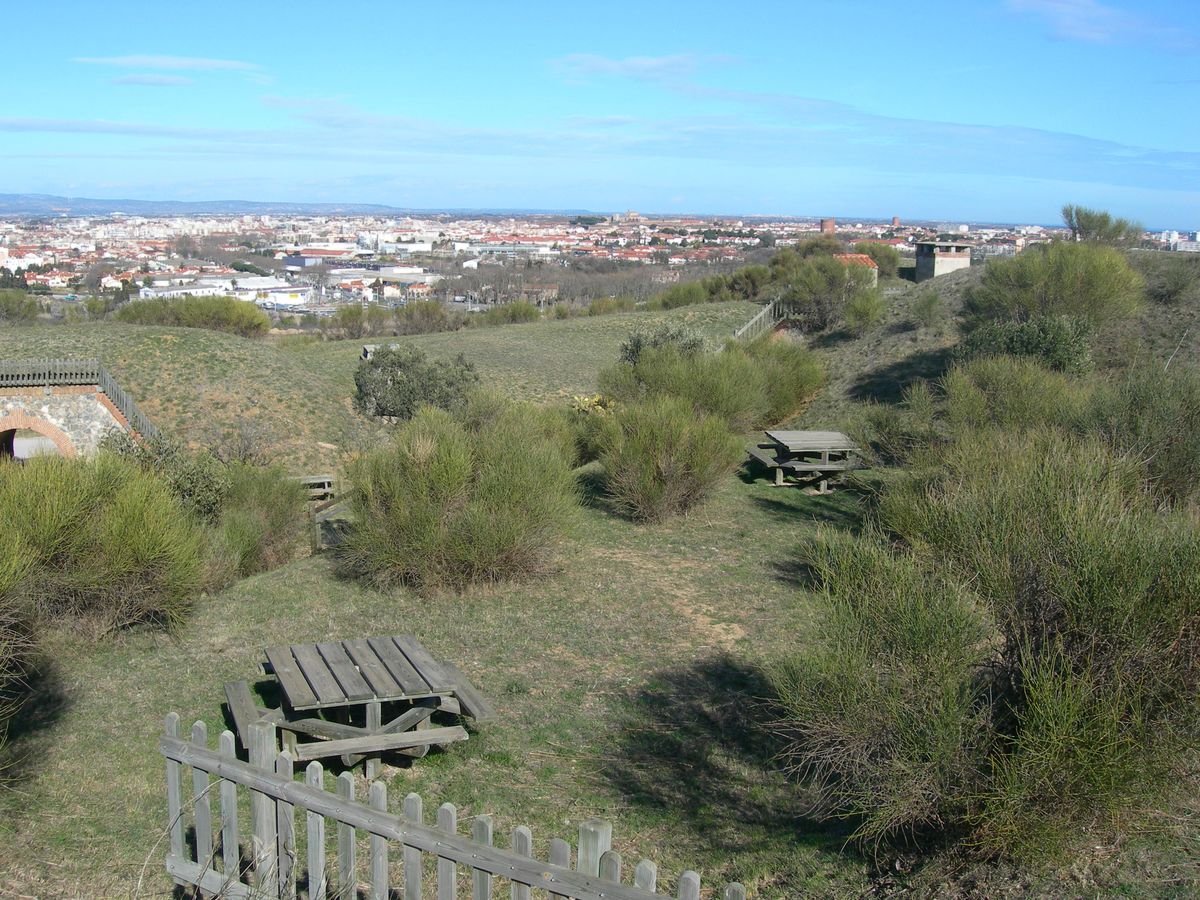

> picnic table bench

[
  {"left": 747, "top": 429, "right": 863, "bottom": 491},
  {"left": 224, "top": 635, "right": 496, "bottom": 775}
]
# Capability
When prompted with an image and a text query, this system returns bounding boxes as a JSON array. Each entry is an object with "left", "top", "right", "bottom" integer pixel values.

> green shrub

[
  {"left": 780, "top": 255, "right": 876, "bottom": 332},
  {"left": 883, "top": 429, "right": 1200, "bottom": 857},
  {"left": 735, "top": 337, "right": 825, "bottom": 424},
  {"left": 598, "top": 395, "right": 742, "bottom": 522},
  {"left": 471, "top": 300, "right": 540, "bottom": 327},
  {"left": 861, "top": 382, "right": 940, "bottom": 464},
  {"left": 1128, "top": 251, "right": 1200, "bottom": 305},
  {"left": 0, "top": 289, "right": 39, "bottom": 325},
  {"left": 276, "top": 333, "right": 322, "bottom": 350},
  {"left": 774, "top": 427, "right": 1200, "bottom": 858},
  {"left": 587, "top": 296, "right": 635, "bottom": 316},
  {"left": 338, "top": 405, "right": 579, "bottom": 591},
  {"left": 353, "top": 345, "right": 479, "bottom": 420},
  {"left": 394, "top": 300, "right": 467, "bottom": 335},
  {"left": 854, "top": 241, "right": 901, "bottom": 278},
  {"left": 618, "top": 323, "right": 707, "bottom": 365},
  {"left": 940, "top": 356, "right": 1094, "bottom": 433},
  {"left": 209, "top": 464, "right": 309, "bottom": 584},
  {"left": 0, "top": 455, "right": 204, "bottom": 632},
  {"left": 910, "top": 288, "right": 943, "bottom": 328},
  {"left": 115, "top": 294, "right": 271, "bottom": 337},
  {"left": 651, "top": 282, "right": 710, "bottom": 310},
  {"left": 103, "top": 433, "right": 230, "bottom": 523},
  {"left": 768, "top": 534, "right": 992, "bottom": 846},
  {"left": 843, "top": 288, "right": 886, "bottom": 335},
  {"left": 957, "top": 315, "right": 1094, "bottom": 373},
  {"left": 0, "top": 548, "right": 34, "bottom": 757},
  {"left": 1089, "top": 365, "right": 1200, "bottom": 505},
  {"left": 963, "top": 242, "right": 1142, "bottom": 328},
  {"left": 600, "top": 346, "right": 769, "bottom": 431}
]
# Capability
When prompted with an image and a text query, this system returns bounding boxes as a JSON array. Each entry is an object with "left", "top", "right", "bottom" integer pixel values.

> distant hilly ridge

[{"left": 0, "top": 193, "right": 603, "bottom": 217}]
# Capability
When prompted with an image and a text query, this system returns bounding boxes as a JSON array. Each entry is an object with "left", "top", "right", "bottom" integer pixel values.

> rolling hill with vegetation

[
  {"left": 0, "top": 301, "right": 757, "bottom": 471},
  {"left": 2, "top": 251, "right": 1199, "bottom": 898}
]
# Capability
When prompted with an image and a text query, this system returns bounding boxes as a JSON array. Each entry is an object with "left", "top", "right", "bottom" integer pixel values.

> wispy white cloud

[
  {"left": 75, "top": 55, "right": 260, "bottom": 71},
  {"left": 4, "top": 88, "right": 1198, "bottom": 196},
  {"left": 111, "top": 74, "right": 194, "bottom": 87},
  {"left": 552, "top": 53, "right": 736, "bottom": 82},
  {"left": 1005, "top": 0, "right": 1196, "bottom": 50}
]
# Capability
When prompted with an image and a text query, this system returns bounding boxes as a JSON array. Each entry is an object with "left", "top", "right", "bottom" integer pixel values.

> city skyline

[{"left": 3, "top": 0, "right": 1199, "bottom": 226}]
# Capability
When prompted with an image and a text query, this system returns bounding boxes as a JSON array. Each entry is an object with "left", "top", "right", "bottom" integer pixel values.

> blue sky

[{"left": 2, "top": 0, "right": 1199, "bottom": 225}]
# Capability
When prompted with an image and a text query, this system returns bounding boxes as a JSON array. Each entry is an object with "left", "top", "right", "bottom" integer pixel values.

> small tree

[
  {"left": 854, "top": 241, "right": 900, "bottom": 278},
  {"left": 781, "top": 256, "right": 875, "bottom": 331},
  {"left": 1061, "top": 204, "right": 1143, "bottom": 246},
  {"left": 0, "top": 289, "right": 39, "bottom": 324},
  {"left": 353, "top": 345, "right": 479, "bottom": 420}
]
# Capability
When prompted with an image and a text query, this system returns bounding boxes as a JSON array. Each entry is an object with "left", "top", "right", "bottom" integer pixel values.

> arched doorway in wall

[{"left": 0, "top": 413, "right": 76, "bottom": 461}]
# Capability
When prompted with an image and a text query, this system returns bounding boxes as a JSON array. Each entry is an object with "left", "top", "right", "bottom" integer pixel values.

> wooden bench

[
  {"left": 225, "top": 635, "right": 495, "bottom": 774},
  {"left": 748, "top": 430, "right": 865, "bottom": 490}
]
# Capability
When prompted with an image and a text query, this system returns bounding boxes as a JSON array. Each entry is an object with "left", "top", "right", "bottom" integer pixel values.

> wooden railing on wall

[{"left": 0, "top": 357, "right": 159, "bottom": 439}]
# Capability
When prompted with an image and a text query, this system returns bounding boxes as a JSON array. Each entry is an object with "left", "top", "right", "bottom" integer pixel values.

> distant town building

[
  {"left": 820, "top": 218, "right": 836, "bottom": 235},
  {"left": 891, "top": 216, "right": 901, "bottom": 227},
  {"left": 915, "top": 240, "right": 973, "bottom": 282}
]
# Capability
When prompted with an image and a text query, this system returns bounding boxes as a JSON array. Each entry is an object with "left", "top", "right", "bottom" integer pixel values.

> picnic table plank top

[
  {"left": 266, "top": 635, "right": 472, "bottom": 712},
  {"left": 763, "top": 430, "right": 859, "bottom": 452}
]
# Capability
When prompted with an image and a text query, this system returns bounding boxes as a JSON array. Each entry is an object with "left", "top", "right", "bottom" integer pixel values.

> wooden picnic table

[
  {"left": 747, "top": 429, "right": 863, "bottom": 491},
  {"left": 224, "top": 635, "right": 496, "bottom": 775}
]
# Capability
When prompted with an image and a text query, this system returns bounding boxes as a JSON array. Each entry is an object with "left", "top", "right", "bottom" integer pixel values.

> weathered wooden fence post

[
  {"left": 164, "top": 713, "right": 186, "bottom": 887},
  {"left": 471, "top": 815, "right": 493, "bottom": 900},
  {"left": 369, "top": 780, "right": 389, "bottom": 900},
  {"left": 218, "top": 730, "right": 242, "bottom": 886},
  {"left": 548, "top": 838, "right": 570, "bottom": 900},
  {"left": 510, "top": 826, "right": 532, "bottom": 900},
  {"left": 249, "top": 719, "right": 279, "bottom": 893},
  {"left": 577, "top": 819, "right": 612, "bottom": 878},
  {"left": 190, "top": 721, "right": 214, "bottom": 875},
  {"left": 403, "top": 792, "right": 423, "bottom": 900},
  {"left": 437, "top": 802, "right": 458, "bottom": 900},
  {"left": 276, "top": 751, "right": 297, "bottom": 900},
  {"left": 305, "top": 761, "right": 327, "bottom": 900},
  {"left": 336, "top": 772, "right": 356, "bottom": 900},
  {"left": 634, "top": 859, "right": 657, "bottom": 892}
]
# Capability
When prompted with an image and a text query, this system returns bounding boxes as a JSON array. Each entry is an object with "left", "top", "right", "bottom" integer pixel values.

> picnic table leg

[
  {"left": 819, "top": 451, "right": 830, "bottom": 494},
  {"left": 364, "top": 700, "right": 382, "bottom": 779},
  {"left": 774, "top": 466, "right": 784, "bottom": 487}
]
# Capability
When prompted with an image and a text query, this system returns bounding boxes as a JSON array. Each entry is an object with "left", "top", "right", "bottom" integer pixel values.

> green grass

[
  {"left": 0, "top": 475, "right": 868, "bottom": 896},
  {"left": 0, "top": 303, "right": 756, "bottom": 472}
]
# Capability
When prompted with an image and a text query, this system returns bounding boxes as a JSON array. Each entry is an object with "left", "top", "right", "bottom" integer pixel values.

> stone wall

[{"left": 0, "top": 386, "right": 127, "bottom": 458}]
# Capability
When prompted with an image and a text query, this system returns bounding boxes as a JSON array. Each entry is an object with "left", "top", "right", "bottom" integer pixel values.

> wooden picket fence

[{"left": 162, "top": 713, "right": 747, "bottom": 899}]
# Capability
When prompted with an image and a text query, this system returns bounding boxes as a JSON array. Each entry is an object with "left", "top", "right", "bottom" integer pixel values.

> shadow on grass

[
  {"left": 601, "top": 655, "right": 856, "bottom": 856},
  {"left": 848, "top": 346, "right": 954, "bottom": 405},
  {"left": 807, "top": 328, "right": 857, "bottom": 350},
  {"left": 574, "top": 462, "right": 608, "bottom": 510},
  {"left": 0, "top": 660, "right": 72, "bottom": 787}
]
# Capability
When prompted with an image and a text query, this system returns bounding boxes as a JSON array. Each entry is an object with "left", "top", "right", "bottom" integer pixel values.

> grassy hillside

[
  {"left": 3, "top": 275, "right": 1197, "bottom": 896},
  {"left": 0, "top": 302, "right": 756, "bottom": 470},
  {"left": 795, "top": 267, "right": 978, "bottom": 426}
]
